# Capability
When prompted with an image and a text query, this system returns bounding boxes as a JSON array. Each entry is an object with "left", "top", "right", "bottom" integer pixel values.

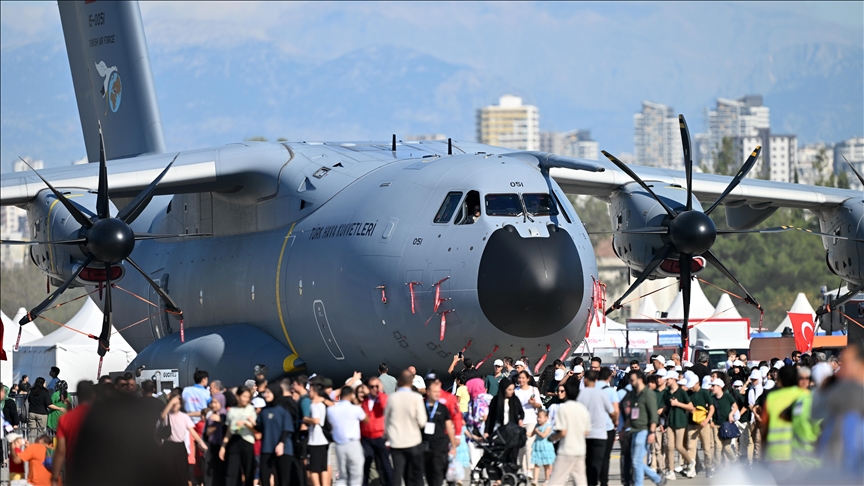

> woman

[
  {"left": 304, "top": 383, "right": 330, "bottom": 486},
  {"left": 536, "top": 365, "right": 556, "bottom": 400},
  {"left": 220, "top": 386, "right": 258, "bottom": 486},
  {"left": 257, "top": 384, "right": 295, "bottom": 486},
  {"left": 26, "top": 377, "right": 60, "bottom": 436},
  {"left": 46, "top": 380, "right": 69, "bottom": 432},
  {"left": 203, "top": 395, "right": 227, "bottom": 486},
  {"left": 161, "top": 391, "right": 208, "bottom": 486},
  {"left": 484, "top": 377, "right": 523, "bottom": 436},
  {"left": 514, "top": 370, "right": 542, "bottom": 481},
  {"left": 0, "top": 384, "right": 20, "bottom": 432},
  {"left": 354, "top": 383, "right": 369, "bottom": 406}
]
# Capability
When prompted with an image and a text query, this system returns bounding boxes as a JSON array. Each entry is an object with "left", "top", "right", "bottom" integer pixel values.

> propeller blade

[
  {"left": 717, "top": 226, "right": 863, "bottom": 242},
  {"left": 842, "top": 155, "right": 864, "bottom": 187},
  {"left": 133, "top": 232, "right": 212, "bottom": 241},
  {"left": 606, "top": 243, "right": 674, "bottom": 315},
  {"left": 678, "top": 115, "right": 694, "bottom": 211},
  {"left": 1, "top": 238, "right": 86, "bottom": 246},
  {"left": 588, "top": 227, "right": 669, "bottom": 235},
  {"left": 96, "top": 124, "right": 110, "bottom": 219},
  {"left": 601, "top": 150, "right": 677, "bottom": 218},
  {"left": 17, "top": 157, "right": 92, "bottom": 229},
  {"left": 19, "top": 255, "right": 94, "bottom": 324},
  {"left": 117, "top": 154, "right": 179, "bottom": 224},
  {"left": 126, "top": 257, "right": 183, "bottom": 317},
  {"left": 98, "top": 262, "right": 112, "bottom": 357},
  {"left": 679, "top": 252, "right": 692, "bottom": 350},
  {"left": 816, "top": 283, "right": 864, "bottom": 316},
  {"left": 705, "top": 146, "right": 762, "bottom": 215},
  {"left": 702, "top": 250, "right": 761, "bottom": 309}
]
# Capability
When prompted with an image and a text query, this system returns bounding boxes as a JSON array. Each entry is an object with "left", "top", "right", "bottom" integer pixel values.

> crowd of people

[{"left": 1, "top": 343, "right": 862, "bottom": 486}]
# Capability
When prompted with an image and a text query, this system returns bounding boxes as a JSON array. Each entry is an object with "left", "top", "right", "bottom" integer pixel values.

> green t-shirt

[
  {"left": 688, "top": 388, "right": 711, "bottom": 409},
  {"left": 485, "top": 374, "right": 503, "bottom": 397},
  {"left": 47, "top": 390, "right": 67, "bottom": 430},
  {"left": 629, "top": 388, "right": 659, "bottom": 432},
  {"left": 662, "top": 387, "right": 691, "bottom": 429},
  {"left": 712, "top": 391, "right": 735, "bottom": 424}
]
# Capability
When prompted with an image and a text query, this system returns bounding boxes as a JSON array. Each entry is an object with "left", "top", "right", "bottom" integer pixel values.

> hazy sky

[{"left": 1, "top": 1, "right": 861, "bottom": 168}]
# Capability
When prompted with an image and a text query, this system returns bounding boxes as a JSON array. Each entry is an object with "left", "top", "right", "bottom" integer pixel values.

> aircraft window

[
  {"left": 523, "top": 193, "right": 558, "bottom": 216},
  {"left": 457, "top": 190, "right": 481, "bottom": 225},
  {"left": 485, "top": 194, "right": 522, "bottom": 217},
  {"left": 434, "top": 192, "right": 463, "bottom": 223},
  {"left": 551, "top": 192, "right": 572, "bottom": 223}
]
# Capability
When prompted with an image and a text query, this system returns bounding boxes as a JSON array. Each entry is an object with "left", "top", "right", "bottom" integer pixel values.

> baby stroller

[{"left": 469, "top": 423, "right": 528, "bottom": 486}]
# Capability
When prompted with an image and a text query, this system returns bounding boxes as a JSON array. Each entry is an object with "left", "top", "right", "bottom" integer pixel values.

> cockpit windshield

[
  {"left": 484, "top": 194, "right": 522, "bottom": 217},
  {"left": 522, "top": 193, "right": 558, "bottom": 216}
]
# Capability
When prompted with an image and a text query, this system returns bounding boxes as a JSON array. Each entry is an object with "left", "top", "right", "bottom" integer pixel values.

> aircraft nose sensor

[{"left": 477, "top": 225, "right": 584, "bottom": 337}]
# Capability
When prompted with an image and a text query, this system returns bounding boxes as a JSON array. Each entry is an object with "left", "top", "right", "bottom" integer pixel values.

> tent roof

[
  {"left": 714, "top": 293, "right": 742, "bottom": 318},
  {"left": 635, "top": 296, "right": 659, "bottom": 319},
  {"left": 21, "top": 298, "right": 135, "bottom": 353},
  {"left": 774, "top": 293, "right": 817, "bottom": 333},
  {"left": 665, "top": 278, "right": 716, "bottom": 319},
  {"left": 8, "top": 307, "right": 44, "bottom": 344}
]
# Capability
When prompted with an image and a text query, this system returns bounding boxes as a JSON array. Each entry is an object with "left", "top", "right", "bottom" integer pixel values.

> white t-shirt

[
  {"left": 412, "top": 375, "right": 426, "bottom": 391},
  {"left": 308, "top": 401, "right": 329, "bottom": 446},
  {"left": 514, "top": 386, "right": 540, "bottom": 425},
  {"left": 554, "top": 400, "right": 591, "bottom": 457}
]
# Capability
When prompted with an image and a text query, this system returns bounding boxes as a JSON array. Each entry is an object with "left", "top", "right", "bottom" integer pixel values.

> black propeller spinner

[
  {"left": 602, "top": 114, "right": 765, "bottom": 355},
  {"left": 8, "top": 124, "right": 203, "bottom": 357}
]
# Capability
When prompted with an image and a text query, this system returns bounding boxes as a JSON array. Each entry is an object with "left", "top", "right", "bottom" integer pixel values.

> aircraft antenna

[
  {"left": 448, "top": 138, "right": 452, "bottom": 155},
  {"left": 392, "top": 134, "right": 397, "bottom": 152}
]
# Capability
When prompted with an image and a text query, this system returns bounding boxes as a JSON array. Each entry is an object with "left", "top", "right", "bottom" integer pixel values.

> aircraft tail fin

[{"left": 58, "top": 1, "right": 165, "bottom": 162}]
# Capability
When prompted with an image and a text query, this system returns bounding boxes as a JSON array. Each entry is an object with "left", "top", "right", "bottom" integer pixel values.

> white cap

[
  {"left": 515, "top": 360, "right": 526, "bottom": 367},
  {"left": 5, "top": 432, "right": 22, "bottom": 443},
  {"left": 733, "top": 360, "right": 744, "bottom": 367},
  {"left": 811, "top": 362, "right": 834, "bottom": 387},
  {"left": 702, "top": 376, "right": 713, "bottom": 388},
  {"left": 554, "top": 369, "right": 566, "bottom": 381},
  {"left": 654, "top": 356, "right": 666, "bottom": 366},
  {"left": 675, "top": 365, "right": 682, "bottom": 371},
  {"left": 732, "top": 380, "right": 744, "bottom": 387},
  {"left": 774, "top": 361, "right": 785, "bottom": 369},
  {"left": 573, "top": 365, "right": 584, "bottom": 374},
  {"left": 683, "top": 360, "right": 693, "bottom": 368},
  {"left": 684, "top": 370, "right": 698, "bottom": 382},
  {"left": 710, "top": 378, "right": 725, "bottom": 388},
  {"left": 678, "top": 378, "right": 688, "bottom": 385},
  {"left": 251, "top": 397, "right": 266, "bottom": 408},
  {"left": 760, "top": 366, "right": 769, "bottom": 378},
  {"left": 493, "top": 359, "right": 504, "bottom": 367},
  {"left": 764, "top": 380, "right": 776, "bottom": 390},
  {"left": 645, "top": 364, "right": 655, "bottom": 372},
  {"left": 749, "top": 369, "right": 762, "bottom": 380},
  {"left": 665, "top": 371, "right": 679, "bottom": 381},
  {"left": 686, "top": 374, "right": 699, "bottom": 388},
  {"left": 655, "top": 368, "right": 667, "bottom": 377}
]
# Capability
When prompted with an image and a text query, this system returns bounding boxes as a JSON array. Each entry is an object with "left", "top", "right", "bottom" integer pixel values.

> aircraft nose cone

[{"left": 477, "top": 225, "right": 584, "bottom": 338}]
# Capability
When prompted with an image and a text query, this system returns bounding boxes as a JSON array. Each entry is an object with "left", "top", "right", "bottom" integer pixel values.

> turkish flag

[{"left": 788, "top": 312, "right": 816, "bottom": 353}]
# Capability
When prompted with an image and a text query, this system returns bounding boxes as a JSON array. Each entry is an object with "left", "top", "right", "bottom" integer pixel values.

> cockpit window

[
  {"left": 485, "top": 194, "right": 522, "bottom": 217},
  {"left": 522, "top": 193, "right": 558, "bottom": 216},
  {"left": 433, "top": 192, "right": 463, "bottom": 223}
]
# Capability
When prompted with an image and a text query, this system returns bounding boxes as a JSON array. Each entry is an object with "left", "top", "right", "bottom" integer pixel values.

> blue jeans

[{"left": 631, "top": 430, "right": 662, "bottom": 486}]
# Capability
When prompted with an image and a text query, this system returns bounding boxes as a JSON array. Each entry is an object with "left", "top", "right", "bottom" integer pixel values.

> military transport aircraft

[{"left": 1, "top": 1, "right": 862, "bottom": 385}]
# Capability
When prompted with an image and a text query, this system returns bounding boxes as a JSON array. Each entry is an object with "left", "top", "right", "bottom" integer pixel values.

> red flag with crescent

[{"left": 787, "top": 312, "right": 815, "bottom": 353}]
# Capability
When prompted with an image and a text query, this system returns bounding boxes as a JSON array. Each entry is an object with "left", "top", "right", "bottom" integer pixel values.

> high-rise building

[
  {"left": 1, "top": 158, "right": 42, "bottom": 267},
  {"left": 703, "top": 95, "right": 770, "bottom": 169},
  {"left": 539, "top": 131, "right": 564, "bottom": 154},
  {"left": 835, "top": 137, "right": 864, "bottom": 190},
  {"left": 732, "top": 130, "right": 796, "bottom": 182},
  {"left": 477, "top": 95, "right": 539, "bottom": 150},
  {"left": 539, "top": 129, "right": 600, "bottom": 160},
  {"left": 797, "top": 142, "right": 835, "bottom": 185},
  {"left": 633, "top": 101, "right": 682, "bottom": 169}
]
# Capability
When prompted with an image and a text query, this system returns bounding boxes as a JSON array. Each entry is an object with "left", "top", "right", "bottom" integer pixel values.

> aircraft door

[{"left": 313, "top": 300, "right": 345, "bottom": 360}]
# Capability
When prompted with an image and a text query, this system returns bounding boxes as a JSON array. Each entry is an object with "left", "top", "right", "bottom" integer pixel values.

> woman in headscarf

[
  {"left": 0, "top": 384, "right": 20, "bottom": 431},
  {"left": 484, "top": 377, "right": 523, "bottom": 438},
  {"left": 257, "top": 383, "right": 295, "bottom": 486}
]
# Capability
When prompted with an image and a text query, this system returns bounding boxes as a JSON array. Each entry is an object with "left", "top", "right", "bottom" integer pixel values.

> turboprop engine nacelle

[
  {"left": 26, "top": 189, "right": 125, "bottom": 287},
  {"left": 820, "top": 198, "right": 864, "bottom": 286}
]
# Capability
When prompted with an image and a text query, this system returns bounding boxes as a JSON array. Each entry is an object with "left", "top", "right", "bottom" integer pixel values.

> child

[
  {"left": 10, "top": 434, "right": 53, "bottom": 486},
  {"left": 5, "top": 432, "right": 26, "bottom": 482},
  {"left": 455, "top": 373, "right": 470, "bottom": 420},
  {"left": 530, "top": 410, "right": 555, "bottom": 485}
]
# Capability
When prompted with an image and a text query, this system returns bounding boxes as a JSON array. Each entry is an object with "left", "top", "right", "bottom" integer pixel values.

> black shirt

[
  {"left": 690, "top": 363, "right": 711, "bottom": 382},
  {"left": 422, "top": 399, "right": 452, "bottom": 451},
  {"left": 27, "top": 388, "right": 53, "bottom": 415}
]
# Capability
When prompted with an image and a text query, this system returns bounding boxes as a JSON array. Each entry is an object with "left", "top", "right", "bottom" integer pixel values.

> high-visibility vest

[
  {"left": 792, "top": 392, "right": 821, "bottom": 468},
  {"left": 765, "top": 387, "right": 809, "bottom": 462}
]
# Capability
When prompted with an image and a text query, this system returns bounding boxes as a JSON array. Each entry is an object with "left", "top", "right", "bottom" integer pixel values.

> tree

[
  {"left": 568, "top": 195, "right": 611, "bottom": 247},
  {"left": 1, "top": 264, "right": 86, "bottom": 335},
  {"left": 713, "top": 136, "right": 737, "bottom": 176},
  {"left": 244, "top": 136, "right": 268, "bottom": 142}
]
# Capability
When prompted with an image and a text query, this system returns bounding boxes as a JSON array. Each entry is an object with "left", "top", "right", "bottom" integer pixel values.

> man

[
  {"left": 113, "top": 372, "right": 137, "bottom": 394},
  {"left": 140, "top": 380, "right": 165, "bottom": 421},
  {"left": 646, "top": 375, "right": 665, "bottom": 473},
  {"left": 797, "top": 366, "right": 812, "bottom": 389},
  {"left": 709, "top": 378, "right": 739, "bottom": 467},
  {"left": 573, "top": 365, "right": 585, "bottom": 383},
  {"left": 548, "top": 377, "right": 592, "bottom": 485},
  {"left": 18, "top": 375, "right": 31, "bottom": 394},
  {"left": 590, "top": 357, "right": 602, "bottom": 372},
  {"left": 448, "top": 355, "right": 482, "bottom": 386},
  {"left": 514, "top": 360, "right": 528, "bottom": 378},
  {"left": 384, "top": 370, "right": 427, "bottom": 486},
  {"left": 182, "top": 369, "right": 211, "bottom": 424},
  {"left": 827, "top": 355, "right": 840, "bottom": 373},
  {"left": 421, "top": 381, "right": 457, "bottom": 486},
  {"left": 658, "top": 371, "right": 694, "bottom": 479},
  {"left": 743, "top": 369, "right": 763, "bottom": 465},
  {"left": 670, "top": 354, "right": 682, "bottom": 369},
  {"left": 485, "top": 359, "right": 506, "bottom": 396},
  {"left": 685, "top": 374, "right": 714, "bottom": 478},
  {"left": 622, "top": 371, "right": 666, "bottom": 486},
  {"left": 503, "top": 356, "right": 517, "bottom": 380},
  {"left": 47, "top": 367, "right": 61, "bottom": 393},
  {"left": 327, "top": 387, "right": 368, "bottom": 486},
  {"left": 690, "top": 354, "right": 711, "bottom": 383},
  {"left": 597, "top": 367, "right": 620, "bottom": 486},
  {"left": 407, "top": 366, "right": 426, "bottom": 395},
  {"left": 761, "top": 365, "right": 808, "bottom": 467},
  {"left": 360, "top": 377, "right": 393, "bottom": 486},
  {"left": 378, "top": 363, "right": 397, "bottom": 396},
  {"left": 51, "top": 381, "right": 94, "bottom": 486},
  {"left": 790, "top": 351, "right": 801, "bottom": 365},
  {"left": 577, "top": 370, "right": 614, "bottom": 486},
  {"left": 630, "top": 360, "right": 641, "bottom": 371}
]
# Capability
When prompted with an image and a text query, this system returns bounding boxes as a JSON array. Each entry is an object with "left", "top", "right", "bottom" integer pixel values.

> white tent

[
  {"left": 774, "top": 293, "right": 817, "bottom": 333},
  {"left": 14, "top": 298, "right": 137, "bottom": 386},
  {"left": 713, "top": 293, "right": 742, "bottom": 318},
  {"left": 635, "top": 296, "right": 660, "bottom": 320},
  {"left": 581, "top": 313, "right": 656, "bottom": 350},
  {"left": 665, "top": 279, "right": 716, "bottom": 319}
]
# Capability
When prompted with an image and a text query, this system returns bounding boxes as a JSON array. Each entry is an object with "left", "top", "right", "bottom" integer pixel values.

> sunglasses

[{"left": 369, "top": 385, "right": 379, "bottom": 389}]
